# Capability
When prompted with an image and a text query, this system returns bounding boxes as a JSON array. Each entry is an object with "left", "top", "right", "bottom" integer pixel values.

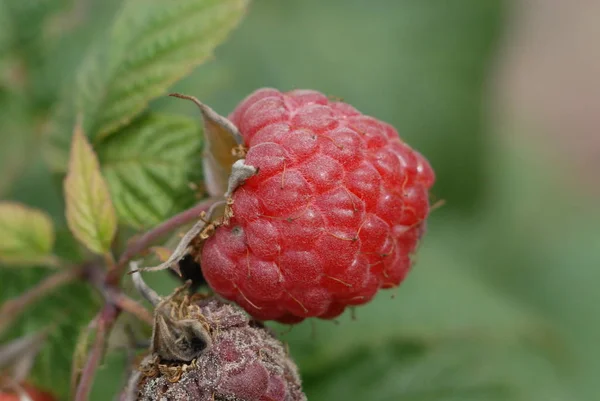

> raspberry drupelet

[{"left": 197, "top": 88, "right": 435, "bottom": 324}]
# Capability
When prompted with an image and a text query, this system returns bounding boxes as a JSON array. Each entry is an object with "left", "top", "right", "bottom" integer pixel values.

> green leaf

[
  {"left": 0, "top": 0, "right": 69, "bottom": 52},
  {"left": 64, "top": 122, "right": 117, "bottom": 255},
  {"left": 0, "top": 202, "right": 55, "bottom": 266},
  {"left": 0, "top": 0, "right": 73, "bottom": 106},
  {"left": 45, "top": 0, "right": 249, "bottom": 171},
  {"left": 0, "top": 267, "right": 99, "bottom": 399},
  {"left": 97, "top": 113, "right": 202, "bottom": 228},
  {"left": 0, "top": 123, "right": 31, "bottom": 198},
  {"left": 0, "top": 91, "right": 36, "bottom": 198}
]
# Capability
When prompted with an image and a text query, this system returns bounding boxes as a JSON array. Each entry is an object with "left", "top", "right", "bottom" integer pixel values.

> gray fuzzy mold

[{"left": 133, "top": 296, "right": 305, "bottom": 401}]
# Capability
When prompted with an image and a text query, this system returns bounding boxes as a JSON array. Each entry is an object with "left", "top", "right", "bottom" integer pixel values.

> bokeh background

[{"left": 2, "top": 0, "right": 600, "bottom": 400}]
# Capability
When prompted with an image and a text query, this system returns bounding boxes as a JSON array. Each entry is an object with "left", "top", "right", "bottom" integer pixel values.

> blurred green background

[{"left": 2, "top": 0, "right": 600, "bottom": 400}]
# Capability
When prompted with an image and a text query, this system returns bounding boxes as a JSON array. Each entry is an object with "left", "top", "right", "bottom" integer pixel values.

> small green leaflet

[
  {"left": 64, "top": 122, "right": 117, "bottom": 255},
  {"left": 0, "top": 202, "right": 55, "bottom": 266},
  {"left": 98, "top": 113, "right": 202, "bottom": 228}
]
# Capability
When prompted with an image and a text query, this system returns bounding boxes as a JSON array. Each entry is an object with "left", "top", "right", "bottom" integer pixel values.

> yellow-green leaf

[
  {"left": 64, "top": 123, "right": 117, "bottom": 255},
  {"left": 0, "top": 202, "right": 55, "bottom": 265}
]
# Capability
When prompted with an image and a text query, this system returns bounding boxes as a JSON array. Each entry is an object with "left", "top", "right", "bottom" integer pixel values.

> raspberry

[
  {"left": 127, "top": 269, "right": 305, "bottom": 401},
  {"left": 199, "top": 88, "right": 435, "bottom": 323}
]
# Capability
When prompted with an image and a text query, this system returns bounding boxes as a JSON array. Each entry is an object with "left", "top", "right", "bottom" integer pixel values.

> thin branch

[
  {"left": 0, "top": 198, "right": 219, "bottom": 398},
  {"left": 103, "top": 251, "right": 116, "bottom": 271},
  {"left": 113, "top": 293, "right": 153, "bottom": 325},
  {"left": 136, "top": 200, "right": 225, "bottom": 275},
  {"left": 41, "top": 254, "right": 63, "bottom": 269},
  {"left": 74, "top": 304, "right": 117, "bottom": 401},
  {"left": 86, "top": 262, "right": 153, "bottom": 324},
  {"left": 70, "top": 318, "right": 98, "bottom": 397},
  {"left": 69, "top": 262, "right": 152, "bottom": 401},
  {"left": 0, "top": 268, "right": 81, "bottom": 333},
  {"left": 109, "top": 198, "right": 219, "bottom": 283}
]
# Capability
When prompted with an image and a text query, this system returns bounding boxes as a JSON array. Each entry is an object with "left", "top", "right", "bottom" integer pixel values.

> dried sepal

[
  {"left": 129, "top": 267, "right": 211, "bottom": 364},
  {"left": 150, "top": 285, "right": 212, "bottom": 363},
  {"left": 169, "top": 93, "right": 244, "bottom": 198},
  {"left": 134, "top": 201, "right": 226, "bottom": 275}
]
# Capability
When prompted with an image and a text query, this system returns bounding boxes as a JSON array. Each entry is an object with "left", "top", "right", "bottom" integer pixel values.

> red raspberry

[{"left": 200, "top": 88, "right": 435, "bottom": 323}]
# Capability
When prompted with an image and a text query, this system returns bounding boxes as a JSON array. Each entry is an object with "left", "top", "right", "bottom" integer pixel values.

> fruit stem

[
  {"left": 134, "top": 200, "right": 226, "bottom": 275},
  {"left": 109, "top": 197, "right": 220, "bottom": 284}
]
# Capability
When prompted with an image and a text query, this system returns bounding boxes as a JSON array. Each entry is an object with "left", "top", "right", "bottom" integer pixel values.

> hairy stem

[
  {"left": 113, "top": 293, "right": 153, "bottom": 325},
  {"left": 84, "top": 262, "right": 153, "bottom": 325},
  {"left": 109, "top": 197, "right": 219, "bottom": 284}
]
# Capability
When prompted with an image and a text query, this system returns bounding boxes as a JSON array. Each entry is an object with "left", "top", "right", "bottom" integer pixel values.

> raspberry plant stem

[
  {"left": 112, "top": 293, "right": 153, "bottom": 325},
  {"left": 109, "top": 197, "right": 220, "bottom": 284},
  {"left": 74, "top": 304, "right": 117, "bottom": 401},
  {"left": 71, "top": 199, "right": 220, "bottom": 399},
  {"left": 85, "top": 262, "right": 153, "bottom": 325}
]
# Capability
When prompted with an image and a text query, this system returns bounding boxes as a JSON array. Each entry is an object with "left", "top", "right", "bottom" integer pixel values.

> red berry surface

[{"left": 200, "top": 88, "right": 435, "bottom": 323}]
